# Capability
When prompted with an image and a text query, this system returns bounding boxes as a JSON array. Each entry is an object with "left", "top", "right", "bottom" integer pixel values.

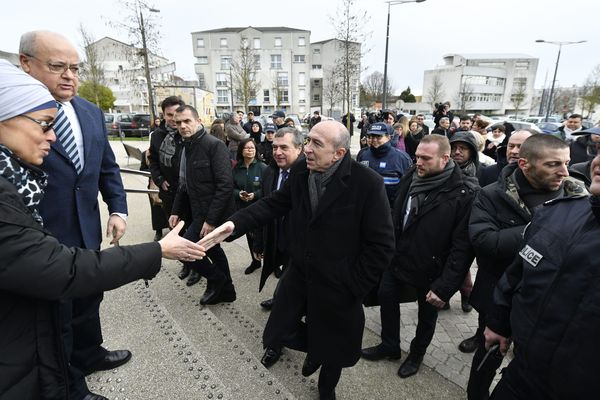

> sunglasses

[{"left": 19, "top": 114, "right": 55, "bottom": 133}]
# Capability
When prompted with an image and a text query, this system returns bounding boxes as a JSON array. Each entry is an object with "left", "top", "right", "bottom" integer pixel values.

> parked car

[
  {"left": 488, "top": 120, "right": 542, "bottom": 134},
  {"left": 104, "top": 113, "right": 121, "bottom": 136},
  {"left": 537, "top": 121, "right": 562, "bottom": 134},
  {"left": 110, "top": 113, "right": 151, "bottom": 138}
]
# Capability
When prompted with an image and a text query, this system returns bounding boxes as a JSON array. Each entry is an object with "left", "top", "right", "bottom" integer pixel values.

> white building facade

[
  {"left": 89, "top": 37, "right": 176, "bottom": 113},
  {"left": 423, "top": 53, "right": 538, "bottom": 115}
]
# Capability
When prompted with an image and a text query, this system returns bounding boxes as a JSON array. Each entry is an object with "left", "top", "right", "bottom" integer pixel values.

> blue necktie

[
  {"left": 279, "top": 169, "right": 289, "bottom": 189},
  {"left": 54, "top": 103, "right": 83, "bottom": 173}
]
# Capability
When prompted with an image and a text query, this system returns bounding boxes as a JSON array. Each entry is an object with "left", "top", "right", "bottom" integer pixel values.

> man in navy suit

[{"left": 20, "top": 31, "right": 130, "bottom": 400}]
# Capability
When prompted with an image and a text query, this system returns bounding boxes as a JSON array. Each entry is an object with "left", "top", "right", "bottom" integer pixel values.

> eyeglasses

[
  {"left": 24, "top": 54, "right": 81, "bottom": 75},
  {"left": 18, "top": 114, "right": 55, "bottom": 133}
]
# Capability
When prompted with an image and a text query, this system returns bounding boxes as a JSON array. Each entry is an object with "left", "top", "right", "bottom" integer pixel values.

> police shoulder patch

[{"left": 519, "top": 244, "right": 543, "bottom": 267}]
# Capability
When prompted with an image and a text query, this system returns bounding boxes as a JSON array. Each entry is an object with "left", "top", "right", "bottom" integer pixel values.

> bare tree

[
  {"left": 581, "top": 65, "right": 600, "bottom": 118},
  {"left": 425, "top": 73, "right": 445, "bottom": 108},
  {"left": 332, "top": 0, "right": 370, "bottom": 130},
  {"left": 271, "top": 73, "right": 286, "bottom": 109},
  {"left": 362, "top": 71, "right": 394, "bottom": 106},
  {"left": 231, "top": 43, "right": 260, "bottom": 112},
  {"left": 110, "top": 0, "right": 163, "bottom": 120},
  {"left": 322, "top": 68, "right": 343, "bottom": 117},
  {"left": 552, "top": 86, "right": 578, "bottom": 117},
  {"left": 456, "top": 80, "right": 474, "bottom": 113},
  {"left": 510, "top": 83, "right": 528, "bottom": 119},
  {"left": 79, "top": 24, "right": 105, "bottom": 108}
]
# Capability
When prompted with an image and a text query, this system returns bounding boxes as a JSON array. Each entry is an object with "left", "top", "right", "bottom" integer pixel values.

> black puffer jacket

[
  {"left": 172, "top": 128, "right": 234, "bottom": 226},
  {"left": 391, "top": 164, "right": 479, "bottom": 301},
  {"left": 0, "top": 177, "right": 161, "bottom": 400},
  {"left": 487, "top": 195, "right": 598, "bottom": 399}
]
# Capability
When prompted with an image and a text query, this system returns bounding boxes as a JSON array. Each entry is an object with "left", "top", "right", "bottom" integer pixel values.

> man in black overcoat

[{"left": 200, "top": 121, "right": 395, "bottom": 400}]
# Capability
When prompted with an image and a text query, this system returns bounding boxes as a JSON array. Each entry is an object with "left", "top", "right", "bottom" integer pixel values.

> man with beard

[{"left": 483, "top": 134, "right": 593, "bottom": 400}]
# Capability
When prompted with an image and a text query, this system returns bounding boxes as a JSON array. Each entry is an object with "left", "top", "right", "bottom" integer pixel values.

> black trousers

[
  {"left": 183, "top": 219, "right": 233, "bottom": 289},
  {"left": 490, "top": 351, "right": 552, "bottom": 400},
  {"left": 378, "top": 269, "right": 438, "bottom": 356},
  {"left": 467, "top": 312, "right": 504, "bottom": 400},
  {"left": 60, "top": 293, "right": 107, "bottom": 399}
]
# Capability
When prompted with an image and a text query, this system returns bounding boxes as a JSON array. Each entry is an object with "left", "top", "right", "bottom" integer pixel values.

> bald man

[
  {"left": 20, "top": 31, "right": 129, "bottom": 400},
  {"left": 200, "top": 121, "right": 395, "bottom": 400}
]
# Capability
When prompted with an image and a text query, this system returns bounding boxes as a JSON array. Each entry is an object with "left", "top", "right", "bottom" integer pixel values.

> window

[
  {"left": 299, "top": 89, "right": 306, "bottom": 103},
  {"left": 220, "top": 38, "right": 228, "bottom": 48},
  {"left": 313, "top": 48, "right": 321, "bottom": 55},
  {"left": 263, "top": 89, "right": 270, "bottom": 103},
  {"left": 220, "top": 55, "right": 232, "bottom": 70},
  {"left": 198, "top": 73, "right": 206, "bottom": 89},
  {"left": 298, "top": 72, "right": 306, "bottom": 86},
  {"left": 513, "top": 77, "right": 527, "bottom": 88},
  {"left": 312, "top": 64, "right": 322, "bottom": 70},
  {"left": 253, "top": 38, "right": 261, "bottom": 49},
  {"left": 515, "top": 61, "right": 530, "bottom": 70},
  {"left": 271, "top": 54, "right": 282, "bottom": 69},
  {"left": 312, "top": 94, "right": 321, "bottom": 102},
  {"left": 294, "top": 55, "right": 305, "bottom": 63},
  {"left": 277, "top": 72, "right": 288, "bottom": 86},
  {"left": 275, "top": 37, "right": 282, "bottom": 47},
  {"left": 197, "top": 56, "right": 208, "bottom": 64},
  {"left": 313, "top": 79, "right": 321, "bottom": 88},
  {"left": 196, "top": 38, "right": 204, "bottom": 48},
  {"left": 254, "top": 55, "right": 261, "bottom": 70},
  {"left": 217, "top": 89, "right": 228, "bottom": 103},
  {"left": 241, "top": 37, "right": 248, "bottom": 49},
  {"left": 298, "top": 37, "right": 306, "bottom": 47},
  {"left": 281, "top": 89, "right": 289, "bottom": 103},
  {"left": 216, "top": 73, "right": 228, "bottom": 87}
]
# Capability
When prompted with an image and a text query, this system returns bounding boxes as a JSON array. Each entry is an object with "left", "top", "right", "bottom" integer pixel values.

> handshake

[{"left": 157, "top": 221, "right": 235, "bottom": 262}]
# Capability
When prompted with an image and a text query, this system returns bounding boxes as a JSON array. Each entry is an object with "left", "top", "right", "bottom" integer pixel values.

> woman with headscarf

[{"left": 0, "top": 60, "right": 205, "bottom": 399}]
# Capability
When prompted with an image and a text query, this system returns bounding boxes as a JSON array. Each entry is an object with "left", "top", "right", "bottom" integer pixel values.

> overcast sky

[{"left": 2, "top": 0, "right": 597, "bottom": 95}]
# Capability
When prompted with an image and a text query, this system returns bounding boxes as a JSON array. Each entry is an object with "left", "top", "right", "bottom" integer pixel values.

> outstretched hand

[
  {"left": 159, "top": 221, "right": 206, "bottom": 261},
  {"left": 198, "top": 221, "right": 235, "bottom": 251}
]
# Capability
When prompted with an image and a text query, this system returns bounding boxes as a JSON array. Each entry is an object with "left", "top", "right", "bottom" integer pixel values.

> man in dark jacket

[
  {"left": 258, "top": 123, "right": 276, "bottom": 165},
  {"left": 148, "top": 96, "right": 185, "bottom": 238},
  {"left": 357, "top": 122, "right": 413, "bottom": 205},
  {"left": 416, "top": 114, "right": 430, "bottom": 135},
  {"left": 483, "top": 143, "right": 596, "bottom": 400},
  {"left": 362, "top": 134, "right": 478, "bottom": 378},
  {"left": 465, "top": 134, "right": 587, "bottom": 400},
  {"left": 569, "top": 125, "right": 600, "bottom": 165},
  {"left": 170, "top": 105, "right": 236, "bottom": 305},
  {"left": 199, "top": 121, "right": 395, "bottom": 400},
  {"left": 341, "top": 112, "right": 356, "bottom": 136},
  {"left": 242, "top": 111, "right": 260, "bottom": 134},
  {"left": 254, "top": 127, "right": 303, "bottom": 313},
  {"left": 309, "top": 110, "right": 322, "bottom": 129},
  {"left": 554, "top": 113, "right": 583, "bottom": 142},
  {"left": 478, "top": 130, "right": 533, "bottom": 188},
  {"left": 450, "top": 131, "right": 480, "bottom": 179},
  {"left": 431, "top": 116, "right": 451, "bottom": 138}
]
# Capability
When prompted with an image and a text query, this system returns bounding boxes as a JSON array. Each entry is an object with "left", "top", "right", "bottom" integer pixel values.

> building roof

[
  {"left": 311, "top": 38, "right": 361, "bottom": 46},
  {"left": 445, "top": 53, "right": 536, "bottom": 60},
  {"left": 192, "top": 26, "right": 309, "bottom": 34}
]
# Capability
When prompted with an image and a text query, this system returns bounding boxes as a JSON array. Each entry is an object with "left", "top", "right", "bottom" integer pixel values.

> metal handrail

[{"left": 120, "top": 167, "right": 159, "bottom": 194}]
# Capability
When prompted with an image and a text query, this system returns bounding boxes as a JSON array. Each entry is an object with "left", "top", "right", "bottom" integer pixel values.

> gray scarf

[{"left": 308, "top": 157, "right": 344, "bottom": 213}]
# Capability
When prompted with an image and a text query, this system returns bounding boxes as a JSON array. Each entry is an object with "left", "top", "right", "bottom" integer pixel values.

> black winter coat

[
  {"left": 487, "top": 195, "right": 598, "bottom": 399},
  {"left": 391, "top": 164, "right": 478, "bottom": 301},
  {"left": 147, "top": 123, "right": 182, "bottom": 189},
  {"left": 172, "top": 129, "right": 235, "bottom": 227},
  {"left": 0, "top": 177, "right": 161, "bottom": 400},
  {"left": 230, "top": 153, "right": 395, "bottom": 367},
  {"left": 470, "top": 164, "right": 588, "bottom": 313}
]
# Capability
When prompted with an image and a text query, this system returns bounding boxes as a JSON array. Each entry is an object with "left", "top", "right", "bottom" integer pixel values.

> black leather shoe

[
  {"left": 244, "top": 260, "right": 261, "bottom": 275},
  {"left": 178, "top": 265, "right": 191, "bottom": 280},
  {"left": 83, "top": 393, "right": 108, "bottom": 400},
  {"left": 200, "top": 275, "right": 226, "bottom": 305},
  {"left": 205, "top": 286, "right": 236, "bottom": 305},
  {"left": 398, "top": 354, "right": 423, "bottom": 378},
  {"left": 458, "top": 335, "right": 479, "bottom": 353},
  {"left": 461, "top": 295, "right": 473, "bottom": 313},
  {"left": 301, "top": 356, "right": 321, "bottom": 377},
  {"left": 87, "top": 350, "right": 132, "bottom": 374},
  {"left": 260, "top": 298, "right": 274, "bottom": 310},
  {"left": 186, "top": 270, "right": 201, "bottom": 286},
  {"left": 361, "top": 344, "right": 401, "bottom": 361},
  {"left": 153, "top": 229, "right": 163, "bottom": 241},
  {"left": 261, "top": 347, "right": 281, "bottom": 368},
  {"left": 273, "top": 266, "right": 283, "bottom": 278}
]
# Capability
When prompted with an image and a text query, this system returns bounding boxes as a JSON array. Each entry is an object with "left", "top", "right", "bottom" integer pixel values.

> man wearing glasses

[
  {"left": 416, "top": 114, "right": 430, "bottom": 135},
  {"left": 20, "top": 31, "right": 129, "bottom": 400}
]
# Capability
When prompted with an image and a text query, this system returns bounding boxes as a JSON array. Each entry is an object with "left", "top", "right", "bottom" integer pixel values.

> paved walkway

[{"left": 83, "top": 139, "right": 510, "bottom": 399}]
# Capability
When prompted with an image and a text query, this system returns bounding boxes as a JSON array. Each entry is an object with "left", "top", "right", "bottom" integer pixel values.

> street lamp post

[
  {"left": 382, "top": 0, "right": 426, "bottom": 109},
  {"left": 535, "top": 39, "right": 586, "bottom": 121},
  {"left": 139, "top": 4, "right": 160, "bottom": 122}
]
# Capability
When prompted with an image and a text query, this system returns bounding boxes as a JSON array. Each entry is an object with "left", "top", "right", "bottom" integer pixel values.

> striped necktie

[{"left": 54, "top": 103, "right": 83, "bottom": 173}]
